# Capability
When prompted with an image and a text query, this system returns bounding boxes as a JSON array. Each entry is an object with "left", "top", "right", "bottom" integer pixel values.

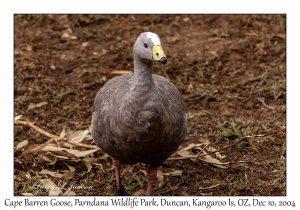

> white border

[{"left": 1, "top": 0, "right": 297, "bottom": 209}]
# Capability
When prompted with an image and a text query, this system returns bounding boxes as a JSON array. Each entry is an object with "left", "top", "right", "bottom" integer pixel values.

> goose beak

[{"left": 152, "top": 45, "right": 167, "bottom": 64}]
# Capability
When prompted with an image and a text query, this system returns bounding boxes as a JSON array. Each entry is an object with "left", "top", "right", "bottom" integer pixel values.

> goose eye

[{"left": 144, "top": 43, "right": 148, "bottom": 48}]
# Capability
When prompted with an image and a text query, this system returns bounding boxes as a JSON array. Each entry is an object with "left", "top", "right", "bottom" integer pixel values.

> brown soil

[{"left": 14, "top": 14, "right": 286, "bottom": 196}]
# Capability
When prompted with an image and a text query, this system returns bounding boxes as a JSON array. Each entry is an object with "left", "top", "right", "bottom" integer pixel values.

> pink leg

[
  {"left": 146, "top": 165, "right": 158, "bottom": 196},
  {"left": 112, "top": 159, "right": 126, "bottom": 195}
]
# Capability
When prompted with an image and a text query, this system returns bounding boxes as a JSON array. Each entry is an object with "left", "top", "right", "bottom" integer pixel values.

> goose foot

[
  {"left": 113, "top": 185, "right": 127, "bottom": 196},
  {"left": 112, "top": 159, "right": 126, "bottom": 196}
]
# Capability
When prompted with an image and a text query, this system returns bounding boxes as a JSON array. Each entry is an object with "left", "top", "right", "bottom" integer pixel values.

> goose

[{"left": 92, "top": 32, "right": 187, "bottom": 196}]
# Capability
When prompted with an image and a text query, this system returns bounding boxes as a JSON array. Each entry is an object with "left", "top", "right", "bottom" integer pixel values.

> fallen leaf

[
  {"left": 22, "top": 138, "right": 54, "bottom": 155},
  {"left": 49, "top": 153, "right": 70, "bottom": 160},
  {"left": 157, "top": 169, "right": 164, "bottom": 188},
  {"left": 35, "top": 101, "right": 48, "bottom": 108},
  {"left": 39, "top": 169, "right": 64, "bottom": 178},
  {"left": 198, "top": 136, "right": 210, "bottom": 144},
  {"left": 206, "top": 146, "right": 226, "bottom": 159},
  {"left": 66, "top": 130, "right": 89, "bottom": 144},
  {"left": 14, "top": 115, "right": 23, "bottom": 121},
  {"left": 132, "top": 189, "right": 145, "bottom": 196},
  {"left": 68, "top": 148, "right": 100, "bottom": 158},
  {"left": 62, "top": 33, "right": 70, "bottom": 38},
  {"left": 199, "top": 184, "right": 220, "bottom": 190},
  {"left": 163, "top": 170, "right": 183, "bottom": 177},
  {"left": 21, "top": 193, "right": 34, "bottom": 196},
  {"left": 26, "top": 45, "right": 33, "bottom": 51},
  {"left": 39, "top": 179, "right": 63, "bottom": 196},
  {"left": 83, "top": 134, "right": 93, "bottom": 141},
  {"left": 15, "top": 140, "right": 28, "bottom": 150},
  {"left": 177, "top": 150, "right": 192, "bottom": 157},
  {"left": 42, "top": 146, "right": 99, "bottom": 158},
  {"left": 185, "top": 143, "right": 205, "bottom": 151},
  {"left": 39, "top": 165, "right": 75, "bottom": 179},
  {"left": 59, "top": 128, "right": 66, "bottom": 138},
  {"left": 140, "top": 170, "right": 147, "bottom": 176},
  {"left": 110, "top": 70, "right": 133, "bottom": 75},
  {"left": 82, "top": 158, "right": 100, "bottom": 172},
  {"left": 82, "top": 161, "right": 92, "bottom": 172},
  {"left": 82, "top": 42, "right": 89, "bottom": 47},
  {"left": 27, "top": 103, "right": 36, "bottom": 111},
  {"left": 201, "top": 151, "right": 227, "bottom": 169},
  {"left": 61, "top": 165, "right": 75, "bottom": 179},
  {"left": 27, "top": 102, "right": 48, "bottom": 110},
  {"left": 38, "top": 153, "right": 57, "bottom": 165}
]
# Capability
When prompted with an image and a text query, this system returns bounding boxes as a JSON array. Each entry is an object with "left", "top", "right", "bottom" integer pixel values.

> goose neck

[{"left": 131, "top": 60, "right": 155, "bottom": 90}]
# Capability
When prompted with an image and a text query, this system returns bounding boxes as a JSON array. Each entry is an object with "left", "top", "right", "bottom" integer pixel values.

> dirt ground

[{"left": 14, "top": 14, "right": 286, "bottom": 196}]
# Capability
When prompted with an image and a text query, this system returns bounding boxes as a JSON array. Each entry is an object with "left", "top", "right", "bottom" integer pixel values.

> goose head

[{"left": 133, "top": 32, "right": 167, "bottom": 64}]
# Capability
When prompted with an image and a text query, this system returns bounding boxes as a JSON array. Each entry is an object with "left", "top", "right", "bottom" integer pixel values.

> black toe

[{"left": 113, "top": 186, "right": 127, "bottom": 196}]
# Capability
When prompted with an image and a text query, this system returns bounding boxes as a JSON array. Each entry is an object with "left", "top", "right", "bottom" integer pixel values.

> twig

[
  {"left": 273, "top": 91, "right": 282, "bottom": 101},
  {"left": 199, "top": 154, "right": 278, "bottom": 166},
  {"left": 14, "top": 120, "right": 99, "bottom": 149},
  {"left": 184, "top": 93, "right": 206, "bottom": 102},
  {"left": 257, "top": 96, "right": 275, "bottom": 110}
]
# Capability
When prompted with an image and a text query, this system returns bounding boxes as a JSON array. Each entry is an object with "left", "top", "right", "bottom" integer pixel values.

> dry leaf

[
  {"left": 82, "top": 161, "right": 92, "bottom": 172},
  {"left": 157, "top": 169, "right": 164, "bottom": 188},
  {"left": 35, "top": 101, "right": 48, "bottom": 108},
  {"left": 39, "top": 165, "right": 75, "bottom": 179},
  {"left": 70, "top": 36, "right": 77, "bottom": 40},
  {"left": 70, "top": 148, "right": 99, "bottom": 157},
  {"left": 62, "top": 33, "right": 70, "bottom": 38},
  {"left": 182, "top": 143, "right": 204, "bottom": 151},
  {"left": 206, "top": 146, "right": 226, "bottom": 159},
  {"left": 15, "top": 140, "right": 28, "bottom": 150},
  {"left": 39, "top": 169, "right": 64, "bottom": 178},
  {"left": 198, "top": 136, "right": 210, "bottom": 144},
  {"left": 49, "top": 153, "right": 70, "bottom": 160},
  {"left": 82, "top": 42, "right": 89, "bottom": 47},
  {"left": 27, "top": 103, "right": 36, "bottom": 111},
  {"left": 177, "top": 150, "right": 192, "bottom": 157},
  {"left": 201, "top": 151, "right": 227, "bottom": 169},
  {"left": 132, "top": 189, "right": 145, "bottom": 196},
  {"left": 82, "top": 158, "right": 100, "bottom": 172},
  {"left": 110, "top": 70, "right": 133, "bottom": 75},
  {"left": 61, "top": 165, "right": 75, "bottom": 179},
  {"left": 42, "top": 146, "right": 99, "bottom": 158},
  {"left": 199, "top": 184, "right": 220, "bottom": 190},
  {"left": 140, "top": 170, "right": 147, "bottom": 176},
  {"left": 38, "top": 153, "right": 57, "bottom": 165},
  {"left": 21, "top": 193, "right": 34, "bottom": 196},
  {"left": 71, "top": 130, "right": 89, "bottom": 142},
  {"left": 39, "top": 179, "right": 63, "bottom": 196},
  {"left": 26, "top": 45, "right": 33, "bottom": 51},
  {"left": 14, "top": 115, "right": 23, "bottom": 121},
  {"left": 83, "top": 135, "right": 93, "bottom": 141},
  {"left": 27, "top": 102, "right": 48, "bottom": 110},
  {"left": 23, "top": 138, "right": 54, "bottom": 155},
  {"left": 60, "top": 128, "right": 66, "bottom": 138},
  {"left": 66, "top": 130, "right": 89, "bottom": 144},
  {"left": 44, "top": 148, "right": 75, "bottom": 158},
  {"left": 163, "top": 170, "right": 183, "bottom": 177}
]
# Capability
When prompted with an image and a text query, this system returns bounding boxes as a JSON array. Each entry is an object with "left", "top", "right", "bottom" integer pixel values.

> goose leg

[
  {"left": 112, "top": 159, "right": 126, "bottom": 196},
  {"left": 146, "top": 165, "right": 158, "bottom": 196}
]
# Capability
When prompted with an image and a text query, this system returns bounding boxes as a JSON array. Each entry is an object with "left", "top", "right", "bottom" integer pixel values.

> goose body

[{"left": 92, "top": 32, "right": 187, "bottom": 195}]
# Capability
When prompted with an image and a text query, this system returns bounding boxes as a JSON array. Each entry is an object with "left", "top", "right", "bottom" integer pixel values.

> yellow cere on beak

[{"left": 152, "top": 45, "right": 166, "bottom": 61}]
